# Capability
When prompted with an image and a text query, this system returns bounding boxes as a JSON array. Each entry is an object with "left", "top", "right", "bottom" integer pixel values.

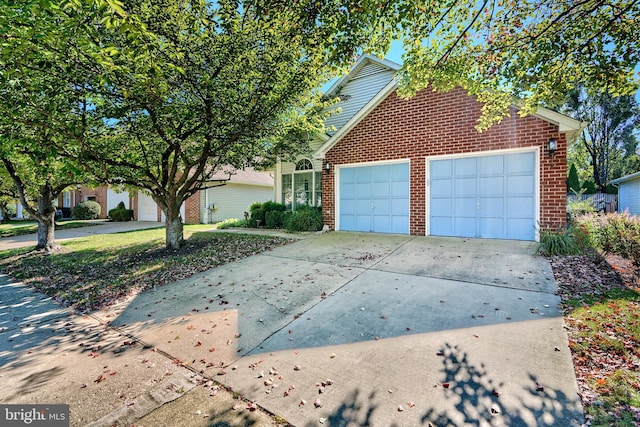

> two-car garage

[{"left": 336, "top": 151, "right": 537, "bottom": 241}]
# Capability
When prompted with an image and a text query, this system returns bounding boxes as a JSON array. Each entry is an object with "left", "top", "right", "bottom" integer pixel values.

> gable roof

[
  {"left": 315, "top": 78, "right": 586, "bottom": 159},
  {"left": 324, "top": 54, "right": 402, "bottom": 97},
  {"left": 323, "top": 55, "right": 401, "bottom": 136},
  {"left": 611, "top": 171, "right": 640, "bottom": 185}
]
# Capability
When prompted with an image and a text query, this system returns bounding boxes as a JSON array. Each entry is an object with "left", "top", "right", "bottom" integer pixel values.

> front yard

[{"left": 0, "top": 224, "right": 638, "bottom": 425}]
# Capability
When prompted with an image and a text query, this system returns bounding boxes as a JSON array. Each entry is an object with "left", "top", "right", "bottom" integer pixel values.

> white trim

[
  {"left": 424, "top": 147, "right": 540, "bottom": 241},
  {"left": 334, "top": 159, "right": 411, "bottom": 233},
  {"left": 611, "top": 171, "right": 640, "bottom": 185}
]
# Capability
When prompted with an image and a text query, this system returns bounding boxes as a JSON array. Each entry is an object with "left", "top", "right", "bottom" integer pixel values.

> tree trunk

[
  {"left": 164, "top": 204, "right": 184, "bottom": 250},
  {"left": 36, "top": 212, "right": 59, "bottom": 252},
  {"left": 0, "top": 204, "right": 9, "bottom": 224},
  {"left": 35, "top": 189, "right": 60, "bottom": 253}
]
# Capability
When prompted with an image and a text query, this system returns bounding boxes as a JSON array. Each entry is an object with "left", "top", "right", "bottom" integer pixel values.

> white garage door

[
  {"left": 137, "top": 193, "right": 158, "bottom": 222},
  {"left": 339, "top": 163, "right": 410, "bottom": 234},
  {"left": 429, "top": 152, "right": 536, "bottom": 240}
]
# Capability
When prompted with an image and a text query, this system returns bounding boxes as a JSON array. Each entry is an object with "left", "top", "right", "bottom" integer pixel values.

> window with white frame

[
  {"left": 281, "top": 159, "right": 322, "bottom": 210},
  {"left": 62, "top": 191, "right": 71, "bottom": 208}
]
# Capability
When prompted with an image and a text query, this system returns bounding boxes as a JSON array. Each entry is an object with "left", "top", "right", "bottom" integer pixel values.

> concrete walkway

[{"left": 0, "top": 230, "right": 584, "bottom": 426}]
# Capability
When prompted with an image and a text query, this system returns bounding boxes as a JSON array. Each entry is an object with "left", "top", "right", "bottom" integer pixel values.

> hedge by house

[
  {"left": 108, "top": 201, "right": 134, "bottom": 222},
  {"left": 73, "top": 200, "right": 101, "bottom": 219}
]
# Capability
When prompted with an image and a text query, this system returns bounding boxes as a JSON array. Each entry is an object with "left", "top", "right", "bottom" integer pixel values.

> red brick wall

[
  {"left": 184, "top": 192, "right": 201, "bottom": 224},
  {"left": 323, "top": 87, "right": 567, "bottom": 235}
]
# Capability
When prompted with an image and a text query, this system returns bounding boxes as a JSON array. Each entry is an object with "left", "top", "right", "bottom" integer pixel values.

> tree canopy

[
  {"left": 564, "top": 87, "right": 640, "bottom": 192},
  {"left": 330, "top": 0, "right": 640, "bottom": 129}
]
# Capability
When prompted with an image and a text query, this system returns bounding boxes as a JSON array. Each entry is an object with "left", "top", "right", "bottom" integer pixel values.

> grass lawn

[
  {"left": 0, "top": 225, "right": 294, "bottom": 311},
  {"left": 0, "top": 219, "right": 99, "bottom": 238}
]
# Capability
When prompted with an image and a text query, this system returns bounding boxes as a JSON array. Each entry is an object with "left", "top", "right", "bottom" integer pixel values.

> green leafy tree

[
  {"left": 43, "top": 0, "right": 347, "bottom": 249},
  {"left": 567, "top": 164, "right": 581, "bottom": 194},
  {"left": 0, "top": 1, "right": 98, "bottom": 251},
  {"left": 564, "top": 88, "right": 640, "bottom": 192},
  {"left": 0, "top": 167, "right": 18, "bottom": 223}
]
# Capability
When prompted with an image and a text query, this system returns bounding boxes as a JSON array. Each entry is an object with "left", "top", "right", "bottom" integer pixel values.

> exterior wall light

[
  {"left": 548, "top": 138, "right": 558, "bottom": 166},
  {"left": 325, "top": 162, "right": 331, "bottom": 173}
]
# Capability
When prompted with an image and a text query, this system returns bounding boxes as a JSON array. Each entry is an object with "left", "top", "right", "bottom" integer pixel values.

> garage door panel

[
  {"left": 480, "top": 218, "right": 506, "bottom": 238},
  {"left": 454, "top": 197, "right": 476, "bottom": 215},
  {"left": 454, "top": 218, "right": 476, "bottom": 237},
  {"left": 372, "top": 182, "right": 390, "bottom": 197},
  {"left": 479, "top": 156, "right": 504, "bottom": 174},
  {"left": 507, "top": 176, "right": 534, "bottom": 194},
  {"left": 391, "top": 181, "right": 409, "bottom": 197},
  {"left": 391, "top": 216, "right": 409, "bottom": 234},
  {"left": 480, "top": 197, "right": 504, "bottom": 216},
  {"left": 373, "top": 198, "right": 391, "bottom": 215},
  {"left": 455, "top": 158, "right": 476, "bottom": 175},
  {"left": 508, "top": 153, "right": 535, "bottom": 173},
  {"left": 373, "top": 165, "right": 391, "bottom": 182},
  {"left": 431, "top": 179, "right": 452, "bottom": 196},
  {"left": 355, "top": 167, "right": 371, "bottom": 182},
  {"left": 431, "top": 217, "right": 452, "bottom": 235},
  {"left": 430, "top": 152, "right": 535, "bottom": 240},
  {"left": 507, "top": 197, "right": 534, "bottom": 216},
  {"left": 455, "top": 178, "right": 477, "bottom": 195},
  {"left": 355, "top": 215, "right": 371, "bottom": 231},
  {"left": 479, "top": 176, "right": 504, "bottom": 194},
  {"left": 431, "top": 160, "right": 452, "bottom": 178},
  {"left": 508, "top": 219, "right": 534, "bottom": 240}
]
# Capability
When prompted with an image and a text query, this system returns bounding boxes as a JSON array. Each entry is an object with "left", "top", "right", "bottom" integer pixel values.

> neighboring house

[
  {"left": 135, "top": 168, "right": 273, "bottom": 224},
  {"left": 611, "top": 172, "right": 640, "bottom": 215},
  {"left": 59, "top": 185, "right": 131, "bottom": 219},
  {"left": 273, "top": 54, "right": 584, "bottom": 241}
]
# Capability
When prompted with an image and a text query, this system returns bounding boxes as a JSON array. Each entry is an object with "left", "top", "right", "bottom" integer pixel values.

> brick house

[{"left": 273, "top": 55, "right": 584, "bottom": 241}]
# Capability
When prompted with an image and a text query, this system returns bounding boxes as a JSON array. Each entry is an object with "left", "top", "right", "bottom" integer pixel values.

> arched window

[
  {"left": 296, "top": 159, "right": 313, "bottom": 171},
  {"left": 282, "top": 158, "right": 322, "bottom": 210}
]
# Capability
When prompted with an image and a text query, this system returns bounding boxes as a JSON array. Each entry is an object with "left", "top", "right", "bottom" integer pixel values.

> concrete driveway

[{"left": 1, "top": 231, "right": 583, "bottom": 426}]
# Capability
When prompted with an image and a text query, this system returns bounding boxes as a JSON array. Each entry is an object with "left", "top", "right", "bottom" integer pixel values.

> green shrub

[
  {"left": 215, "top": 218, "right": 245, "bottom": 229},
  {"left": 537, "top": 228, "right": 582, "bottom": 256},
  {"left": 573, "top": 212, "right": 640, "bottom": 265},
  {"left": 5, "top": 204, "right": 17, "bottom": 218},
  {"left": 265, "top": 210, "right": 290, "bottom": 229},
  {"left": 248, "top": 202, "right": 265, "bottom": 227},
  {"left": 108, "top": 202, "right": 133, "bottom": 221},
  {"left": 286, "top": 206, "right": 323, "bottom": 232},
  {"left": 249, "top": 201, "right": 287, "bottom": 228},
  {"left": 73, "top": 200, "right": 101, "bottom": 220}
]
